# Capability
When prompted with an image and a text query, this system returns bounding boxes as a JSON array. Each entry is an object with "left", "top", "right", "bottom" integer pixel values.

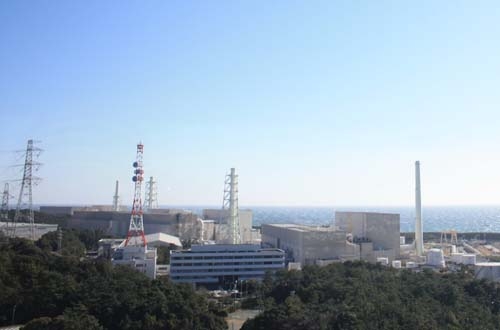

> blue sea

[{"left": 172, "top": 206, "right": 500, "bottom": 233}]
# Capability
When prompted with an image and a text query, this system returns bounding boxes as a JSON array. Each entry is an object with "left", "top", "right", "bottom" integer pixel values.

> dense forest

[
  {"left": 5, "top": 223, "right": 500, "bottom": 330},
  {"left": 0, "top": 235, "right": 227, "bottom": 330},
  {"left": 242, "top": 262, "right": 500, "bottom": 330}
]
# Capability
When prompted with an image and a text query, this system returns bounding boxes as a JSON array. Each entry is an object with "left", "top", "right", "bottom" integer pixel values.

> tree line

[
  {"left": 0, "top": 235, "right": 227, "bottom": 330},
  {"left": 242, "top": 261, "right": 500, "bottom": 330}
]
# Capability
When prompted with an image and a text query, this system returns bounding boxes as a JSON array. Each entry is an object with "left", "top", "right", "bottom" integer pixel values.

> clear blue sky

[{"left": 1, "top": 1, "right": 499, "bottom": 207}]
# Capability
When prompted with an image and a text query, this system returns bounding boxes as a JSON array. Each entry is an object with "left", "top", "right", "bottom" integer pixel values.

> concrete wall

[
  {"left": 262, "top": 224, "right": 304, "bottom": 263},
  {"left": 40, "top": 206, "right": 77, "bottom": 216},
  {"left": 261, "top": 224, "right": 359, "bottom": 265},
  {"left": 335, "top": 211, "right": 400, "bottom": 261},
  {"left": 68, "top": 210, "right": 200, "bottom": 241},
  {"left": 202, "top": 209, "right": 253, "bottom": 243}
]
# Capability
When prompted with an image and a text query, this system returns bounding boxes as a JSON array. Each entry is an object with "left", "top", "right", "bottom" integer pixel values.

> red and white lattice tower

[{"left": 124, "top": 143, "right": 147, "bottom": 247}]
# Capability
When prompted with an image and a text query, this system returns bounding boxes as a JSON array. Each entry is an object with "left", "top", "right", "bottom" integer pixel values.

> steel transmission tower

[
  {"left": 1, "top": 183, "right": 9, "bottom": 223},
  {"left": 222, "top": 168, "right": 240, "bottom": 244},
  {"left": 13, "top": 139, "right": 42, "bottom": 240},
  {"left": 0, "top": 183, "right": 9, "bottom": 241},
  {"left": 124, "top": 143, "right": 147, "bottom": 247},
  {"left": 144, "top": 176, "right": 158, "bottom": 212}
]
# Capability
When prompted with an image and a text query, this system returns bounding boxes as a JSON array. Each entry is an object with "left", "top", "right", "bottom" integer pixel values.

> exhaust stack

[
  {"left": 415, "top": 161, "right": 424, "bottom": 256},
  {"left": 113, "top": 180, "right": 120, "bottom": 212}
]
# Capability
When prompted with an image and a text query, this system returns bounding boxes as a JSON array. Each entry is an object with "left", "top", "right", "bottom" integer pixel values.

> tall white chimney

[
  {"left": 112, "top": 180, "right": 120, "bottom": 212},
  {"left": 415, "top": 161, "right": 424, "bottom": 256}
]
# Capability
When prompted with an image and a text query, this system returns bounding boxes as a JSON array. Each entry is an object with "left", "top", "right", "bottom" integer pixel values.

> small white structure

[
  {"left": 392, "top": 260, "right": 402, "bottom": 269},
  {"left": 288, "top": 262, "right": 302, "bottom": 270},
  {"left": 400, "top": 236, "right": 406, "bottom": 245},
  {"left": 315, "top": 259, "right": 342, "bottom": 267},
  {"left": 144, "top": 232, "right": 182, "bottom": 248},
  {"left": 112, "top": 245, "right": 157, "bottom": 279},
  {"left": 377, "top": 257, "right": 389, "bottom": 265},
  {"left": 475, "top": 262, "right": 500, "bottom": 282},
  {"left": 406, "top": 261, "right": 417, "bottom": 269},
  {"left": 156, "top": 264, "right": 170, "bottom": 277},
  {"left": 426, "top": 249, "right": 445, "bottom": 268},
  {"left": 462, "top": 254, "right": 477, "bottom": 265}
]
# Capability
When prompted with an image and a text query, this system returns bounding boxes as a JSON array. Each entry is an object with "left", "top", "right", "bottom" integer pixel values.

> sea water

[{"left": 176, "top": 205, "right": 500, "bottom": 233}]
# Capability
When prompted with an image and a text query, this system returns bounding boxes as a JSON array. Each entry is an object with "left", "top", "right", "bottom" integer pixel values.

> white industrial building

[
  {"left": 169, "top": 244, "right": 285, "bottom": 287},
  {"left": 261, "top": 224, "right": 359, "bottom": 265},
  {"left": 202, "top": 209, "right": 254, "bottom": 244},
  {"left": 426, "top": 249, "right": 445, "bottom": 268},
  {"left": 475, "top": 262, "right": 500, "bottom": 282},
  {"left": 261, "top": 211, "right": 401, "bottom": 266},
  {"left": 335, "top": 211, "right": 400, "bottom": 261},
  {"left": 112, "top": 245, "right": 158, "bottom": 279},
  {"left": 100, "top": 232, "right": 182, "bottom": 258}
]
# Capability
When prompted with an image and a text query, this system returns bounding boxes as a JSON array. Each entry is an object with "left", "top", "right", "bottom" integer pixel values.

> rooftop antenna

[
  {"left": 222, "top": 168, "right": 240, "bottom": 244},
  {"left": 124, "top": 143, "right": 147, "bottom": 247},
  {"left": 415, "top": 161, "right": 424, "bottom": 256},
  {"left": 13, "top": 139, "right": 42, "bottom": 240},
  {"left": 144, "top": 176, "right": 158, "bottom": 212},
  {"left": 112, "top": 180, "right": 120, "bottom": 211}
]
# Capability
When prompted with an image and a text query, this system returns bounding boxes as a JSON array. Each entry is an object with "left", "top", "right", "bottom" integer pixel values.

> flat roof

[
  {"left": 335, "top": 211, "right": 400, "bottom": 216},
  {"left": 172, "top": 244, "right": 283, "bottom": 254},
  {"left": 475, "top": 262, "right": 500, "bottom": 266},
  {"left": 145, "top": 232, "right": 182, "bottom": 247},
  {"left": 263, "top": 223, "right": 339, "bottom": 233}
]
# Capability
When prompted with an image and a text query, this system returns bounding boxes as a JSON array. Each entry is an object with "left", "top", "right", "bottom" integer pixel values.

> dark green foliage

[
  {"left": 21, "top": 306, "right": 103, "bottom": 330},
  {"left": 0, "top": 238, "right": 227, "bottom": 330},
  {"left": 36, "top": 228, "right": 107, "bottom": 256},
  {"left": 156, "top": 245, "right": 171, "bottom": 264},
  {"left": 242, "top": 261, "right": 500, "bottom": 330}
]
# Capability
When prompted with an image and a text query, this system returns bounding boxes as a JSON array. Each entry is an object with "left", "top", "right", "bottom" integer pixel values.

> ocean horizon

[{"left": 34, "top": 204, "right": 500, "bottom": 233}]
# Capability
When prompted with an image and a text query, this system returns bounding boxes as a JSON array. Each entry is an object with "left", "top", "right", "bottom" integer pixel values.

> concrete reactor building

[
  {"left": 335, "top": 211, "right": 400, "bottom": 261},
  {"left": 202, "top": 208, "right": 253, "bottom": 243},
  {"left": 40, "top": 206, "right": 200, "bottom": 242},
  {"left": 261, "top": 224, "right": 359, "bottom": 265}
]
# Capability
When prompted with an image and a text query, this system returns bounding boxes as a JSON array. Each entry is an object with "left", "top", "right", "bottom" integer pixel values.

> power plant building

[
  {"left": 475, "top": 262, "right": 500, "bottom": 282},
  {"left": 202, "top": 209, "right": 253, "bottom": 243},
  {"left": 169, "top": 244, "right": 285, "bottom": 287},
  {"left": 335, "top": 211, "right": 400, "bottom": 261},
  {"left": 261, "top": 224, "right": 359, "bottom": 265},
  {"left": 41, "top": 206, "right": 200, "bottom": 241},
  {"left": 112, "top": 245, "right": 157, "bottom": 279}
]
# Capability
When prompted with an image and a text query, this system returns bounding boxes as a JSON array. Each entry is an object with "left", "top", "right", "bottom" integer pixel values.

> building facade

[
  {"left": 112, "top": 245, "right": 157, "bottom": 279},
  {"left": 202, "top": 209, "right": 253, "bottom": 244},
  {"left": 63, "top": 209, "right": 200, "bottom": 241},
  {"left": 261, "top": 224, "right": 359, "bottom": 265},
  {"left": 335, "top": 211, "right": 400, "bottom": 261},
  {"left": 170, "top": 244, "right": 285, "bottom": 286}
]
